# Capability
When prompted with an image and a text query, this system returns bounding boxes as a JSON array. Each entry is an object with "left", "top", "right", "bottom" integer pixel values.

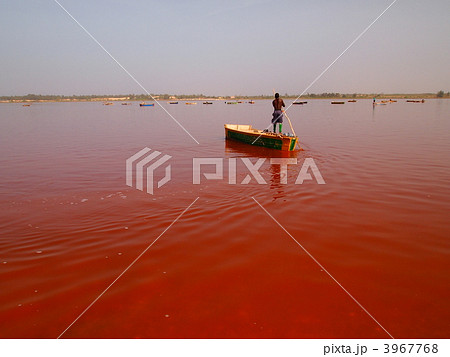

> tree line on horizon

[{"left": 1, "top": 91, "right": 448, "bottom": 102}]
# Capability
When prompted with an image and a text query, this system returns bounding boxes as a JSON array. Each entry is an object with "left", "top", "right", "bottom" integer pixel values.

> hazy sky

[{"left": 1, "top": 0, "right": 449, "bottom": 96}]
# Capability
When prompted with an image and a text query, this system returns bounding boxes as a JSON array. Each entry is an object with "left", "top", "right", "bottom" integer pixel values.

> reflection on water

[
  {"left": 268, "top": 163, "right": 285, "bottom": 201},
  {"left": 224, "top": 137, "right": 300, "bottom": 201}
]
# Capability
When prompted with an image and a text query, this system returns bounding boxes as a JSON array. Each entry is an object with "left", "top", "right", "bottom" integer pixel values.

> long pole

[{"left": 282, "top": 110, "right": 296, "bottom": 137}]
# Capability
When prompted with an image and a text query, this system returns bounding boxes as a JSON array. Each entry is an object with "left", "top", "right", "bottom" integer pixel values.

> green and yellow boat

[{"left": 224, "top": 124, "right": 299, "bottom": 151}]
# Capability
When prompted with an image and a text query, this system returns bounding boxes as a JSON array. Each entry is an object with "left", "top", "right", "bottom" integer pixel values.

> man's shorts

[{"left": 272, "top": 110, "right": 284, "bottom": 124}]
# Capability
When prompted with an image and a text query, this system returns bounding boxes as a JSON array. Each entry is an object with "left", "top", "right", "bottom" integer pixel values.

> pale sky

[{"left": 1, "top": 0, "right": 449, "bottom": 96}]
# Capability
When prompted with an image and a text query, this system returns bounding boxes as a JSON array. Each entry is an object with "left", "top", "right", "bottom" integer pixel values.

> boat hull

[{"left": 224, "top": 124, "right": 298, "bottom": 151}]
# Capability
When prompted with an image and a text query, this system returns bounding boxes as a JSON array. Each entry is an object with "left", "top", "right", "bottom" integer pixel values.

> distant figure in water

[{"left": 272, "top": 93, "right": 285, "bottom": 133}]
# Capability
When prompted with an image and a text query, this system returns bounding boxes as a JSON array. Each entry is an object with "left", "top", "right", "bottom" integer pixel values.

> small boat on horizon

[
  {"left": 121, "top": 102, "right": 131, "bottom": 105},
  {"left": 103, "top": 102, "right": 113, "bottom": 105},
  {"left": 140, "top": 103, "right": 154, "bottom": 107},
  {"left": 293, "top": 101, "right": 307, "bottom": 105},
  {"left": 331, "top": 101, "right": 345, "bottom": 104},
  {"left": 185, "top": 102, "right": 197, "bottom": 105},
  {"left": 407, "top": 99, "right": 425, "bottom": 103},
  {"left": 203, "top": 102, "right": 213, "bottom": 105},
  {"left": 348, "top": 100, "right": 357, "bottom": 102},
  {"left": 169, "top": 101, "right": 178, "bottom": 104},
  {"left": 248, "top": 101, "right": 255, "bottom": 104},
  {"left": 225, "top": 124, "right": 298, "bottom": 151}
]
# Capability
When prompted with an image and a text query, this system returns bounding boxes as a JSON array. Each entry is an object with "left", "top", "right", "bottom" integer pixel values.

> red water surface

[{"left": 0, "top": 100, "right": 449, "bottom": 338}]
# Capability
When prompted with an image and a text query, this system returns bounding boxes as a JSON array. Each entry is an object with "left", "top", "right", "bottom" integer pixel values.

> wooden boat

[
  {"left": 348, "top": 100, "right": 357, "bottom": 102},
  {"left": 407, "top": 99, "right": 425, "bottom": 103},
  {"left": 248, "top": 101, "right": 255, "bottom": 104},
  {"left": 225, "top": 124, "right": 298, "bottom": 151},
  {"left": 140, "top": 103, "right": 154, "bottom": 107},
  {"left": 103, "top": 102, "right": 113, "bottom": 105},
  {"left": 293, "top": 101, "right": 307, "bottom": 105},
  {"left": 185, "top": 102, "right": 197, "bottom": 105},
  {"left": 22, "top": 104, "right": 31, "bottom": 107},
  {"left": 203, "top": 102, "right": 213, "bottom": 105},
  {"left": 331, "top": 101, "right": 345, "bottom": 104},
  {"left": 226, "top": 101, "right": 238, "bottom": 104},
  {"left": 169, "top": 101, "right": 178, "bottom": 104},
  {"left": 373, "top": 102, "right": 387, "bottom": 105}
]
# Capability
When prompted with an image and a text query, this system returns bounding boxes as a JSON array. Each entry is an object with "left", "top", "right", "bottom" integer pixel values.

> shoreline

[{"left": 1, "top": 94, "right": 448, "bottom": 104}]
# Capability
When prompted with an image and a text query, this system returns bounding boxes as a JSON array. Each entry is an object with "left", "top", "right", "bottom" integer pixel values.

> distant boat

[
  {"left": 226, "top": 102, "right": 238, "bottom": 104},
  {"left": 248, "top": 101, "right": 255, "bottom": 104},
  {"left": 169, "top": 102, "right": 178, "bottom": 104},
  {"left": 185, "top": 102, "right": 197, "bottom": 105},
  {"left": 293, "top": 101, "right": 307, "bottom": 105},
  {"left": 237, "top": 101, "right": 243, "bottom": 103},
  {"left": 348, "top": 100, "right": 357, "bottom": 102},
  {"left": 389, "top": 100, "right": 397, "bottom": 103},
  {"left": 203, "top": 102, "right": 213, "bottom": 105},
  {"left": 103, "top": 102, "right": 113, "bottom": 105},
  {"left": 407, "top": 99, "right": 425, "bottom": 103},
  {"left": 373, "top": 102, "right": 387, "bottom": 106},
  {"left": 22, "top": 104, "right": 31, "bottom": 107},
  {"left": 331, "top": 101, "right": 345, "bottom": 104},
  {"left": 140, "top": 103, "right": 154, "bottom": 107},
  {"left": 225, "top": 124, "right": 298, "bottom": 151},
  {"left": 121, "top": 102, "right": 131, "bottom": 105}
]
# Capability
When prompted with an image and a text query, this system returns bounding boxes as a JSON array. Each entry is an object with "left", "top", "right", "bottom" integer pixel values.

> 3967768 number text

[{"left": 383, "top": 344, "right": 438, "bottom": 354}]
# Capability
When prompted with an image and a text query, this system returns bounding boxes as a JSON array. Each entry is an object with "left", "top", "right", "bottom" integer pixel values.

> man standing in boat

[{"left": 272, "top": 93, "right": 285, "bottom": 133}]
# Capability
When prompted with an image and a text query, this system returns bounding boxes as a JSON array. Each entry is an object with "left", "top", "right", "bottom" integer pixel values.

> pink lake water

[{"left": 0, "top": 99, "right": 449, "bottom": 338}]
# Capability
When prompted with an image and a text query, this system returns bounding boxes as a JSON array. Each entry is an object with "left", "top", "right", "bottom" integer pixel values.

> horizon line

[{"left": 1, "top": 91, "right": 447, "bottom": 99}]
